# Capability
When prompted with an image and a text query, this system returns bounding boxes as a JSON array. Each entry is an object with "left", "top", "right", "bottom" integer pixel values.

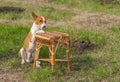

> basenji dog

[{"left": 18, "top": 12, "right": 46, "bottom": 67}]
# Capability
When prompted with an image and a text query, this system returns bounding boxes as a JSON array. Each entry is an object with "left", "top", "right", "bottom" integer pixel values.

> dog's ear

[
  {"left": 32, "top": 12, "right": 37, "bottom": 20},
  {"left": 44, "top": 16, "right": 47, "bottom": 19}
]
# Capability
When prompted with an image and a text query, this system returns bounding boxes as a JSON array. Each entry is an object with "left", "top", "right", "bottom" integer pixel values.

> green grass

[
  {"left": 47, "top": 0, "right": 120, "bottom": 15},
  {"left": 47, "top": 26, "right": 107, "bottom": 45},
  {"left": 0, "top": 24, "right": 120, "bottom": 82},
  {"left": 5, "top": 58, "right": 20, "bottom": 67},
  {"left": 38, "top": 7, "right": 73, "bottom": 20},
  {"left": 27, "top": 68, "right": 51, "bottom": 82},
  {"left": 0, "top": 24, "right": 30, "bottom": 60},
  {"left": 0, "top": 12, "right": 22, "bottom": 20},
  {"left": 88, "top": 63, "right": 119, "bottom": 81},
  {"left": 0, "top": 1, "right": 73, "bottom": 20},
  {"left": 42, "top": 25, "right": 120, "bottom": 81}
]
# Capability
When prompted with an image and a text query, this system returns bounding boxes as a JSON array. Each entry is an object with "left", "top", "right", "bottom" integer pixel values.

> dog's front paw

[
  {"left": 21, "top": 60, "right": 25, "bottom": 64},
  {"left": 26, "top": 59, "right": 30, "bottom": 63},
  {"left": 36, "top": 30, "right": 45, "bottom": 34},
  {"left": 36, "top": 61, "right": 41, "bottom": 68}
]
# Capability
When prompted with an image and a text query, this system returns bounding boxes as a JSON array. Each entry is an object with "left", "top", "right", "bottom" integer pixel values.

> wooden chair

[{"left": 33, "top": 31, "right": 70, "bottom": 73}]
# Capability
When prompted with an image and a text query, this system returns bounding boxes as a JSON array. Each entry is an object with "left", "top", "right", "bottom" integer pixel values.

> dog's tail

[{"left": 18, "top": 51, "right": 21, "bottom": 58}]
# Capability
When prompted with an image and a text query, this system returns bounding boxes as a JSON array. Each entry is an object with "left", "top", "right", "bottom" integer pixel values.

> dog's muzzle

[{"left": 43, "top": 25, "right": 46, "bottom": 29}]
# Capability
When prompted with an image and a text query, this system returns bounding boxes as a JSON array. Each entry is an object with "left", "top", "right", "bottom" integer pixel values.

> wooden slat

[
  {"left": 47, "top": 32, "right": 62, "bottom": 36},
  {"left": 52, "top": 31, "right": 69, "bottom": 37},
  {"left": 38, "top": 58, "right": 50, "bottom": 61},
  {"left": 36, "top": 32, "right": 69, "bottom": 40},
  {"left": 36, "top": 33, "right": 54, "bottom": 39},
  {"left": 46, "top": 32, "right": 61, "bottom": 38},
  {"left": 38, "top": 58, "right": 69, "bottom": 62},
  {"left": 35, "top": 34, "right": 50, "bottom": 40},
  {"left": 55, "top": 59, "right": 69, "bottom": 62}
]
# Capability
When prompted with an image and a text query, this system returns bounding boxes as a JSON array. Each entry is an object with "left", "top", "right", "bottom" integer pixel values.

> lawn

[{"left": 0, "top": 0, "right": 120, "bottom": 82}]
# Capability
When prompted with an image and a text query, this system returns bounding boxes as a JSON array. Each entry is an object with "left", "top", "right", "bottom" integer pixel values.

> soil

[
  {"left": 0, "top": 6, "right": 25, "bottom": 13},
  {"left": 70, "top": 38, "right": 99, "bottom": 54},
  {"left": 50, "top": 11, "right": 120, "bottom": 29},
  {"left": 0, "top": 66, "right": 27, "bottom": 82}
]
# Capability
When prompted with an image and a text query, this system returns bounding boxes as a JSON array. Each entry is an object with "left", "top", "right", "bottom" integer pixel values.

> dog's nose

[{"left": 43, "top": 25, "right": 46, "bottom": 29}]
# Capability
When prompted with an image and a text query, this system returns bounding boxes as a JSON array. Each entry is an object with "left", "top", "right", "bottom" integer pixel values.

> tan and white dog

[{"left": 18, "top": 12, "right": 46, "bottom": 67}]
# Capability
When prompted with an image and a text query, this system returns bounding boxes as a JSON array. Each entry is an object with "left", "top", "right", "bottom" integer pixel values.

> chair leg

[
  {"left": 33, "top": 45, "right": 40, "bottom": 69},
  {"left": 33, "top": 49, "right": 39, "bottom": 69},
  {"left": 68, "top": 59, "right": 70, "bottom": 73},
  {"left": 66, "top": 49, "right": 70, "bottom": 73},
  {"left": 51, "top": 45, "right": 55, "bottom": 73}
]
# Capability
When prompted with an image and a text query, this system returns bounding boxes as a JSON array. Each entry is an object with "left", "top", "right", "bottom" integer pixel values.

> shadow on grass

[{"left": 0, "top": 6, "right": 25, "bottom": 13}]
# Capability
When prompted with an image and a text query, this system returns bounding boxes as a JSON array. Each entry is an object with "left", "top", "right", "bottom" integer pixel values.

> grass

[
  {"left": 0, "top": 1, "right": 73, "bottom": 20},
  {"left": 0, "top": 12, "right": 20, "bottom": 20},
  {"left": 27, "top": 68, "right": 51, "bottom": 82},
  {"left": 38, "top": 7, "right": 73, "bottom": 20},
  {"left": 47, "top": 26, "right": 107, "bottom": 45},
  {"left": 0, "top": 24, "right": 119, "bottom": 81},
  {"left": 47, "top": 0, "right": 120, "bottom": 15},
  {"left": 0, "top": 0, "right": 120, "bottom": 82},
  {"left": 0, "top": 24, "right": 30, "bottom": 60},
  {"left": 5, "top": 58, "right": 20, "bottom": 67}
]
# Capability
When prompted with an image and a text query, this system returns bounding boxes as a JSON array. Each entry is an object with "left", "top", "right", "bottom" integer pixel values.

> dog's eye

[
  {"left": 40, "top": 20, "right": 43, "bottom": 22},
  {"left": 45, "top": 21, "right": 46, "bottom": 23}
]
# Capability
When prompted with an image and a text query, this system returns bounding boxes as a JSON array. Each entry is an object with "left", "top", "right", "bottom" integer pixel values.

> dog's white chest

[{"left": 28, "top": 42, "right": 35, "bottom": 52}]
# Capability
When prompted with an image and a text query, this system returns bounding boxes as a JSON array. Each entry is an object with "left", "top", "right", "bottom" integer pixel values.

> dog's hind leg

[
  {"left": 20, "top": 48, "right": 27, "bottom": 64},
  {"left": 26, "top": 52, "right": 31, "bottom": 63},
  {"left": 29, "top": 52, "right": 34, "bottom": 62}
]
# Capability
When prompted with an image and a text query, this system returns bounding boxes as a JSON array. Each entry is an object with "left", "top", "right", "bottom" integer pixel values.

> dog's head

[{"left": 32, "top": 12, "right": 46, "bottom": 30}]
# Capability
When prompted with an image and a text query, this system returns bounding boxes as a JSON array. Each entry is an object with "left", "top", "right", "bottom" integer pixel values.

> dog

[{"left": 18, "top": 12, "right": 46, "bottom": 67}]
